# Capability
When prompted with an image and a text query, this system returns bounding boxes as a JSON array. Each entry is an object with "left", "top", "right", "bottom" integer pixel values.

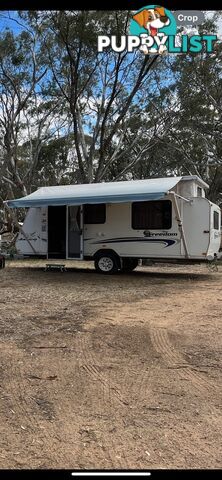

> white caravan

[{"left": 5, "top": 175, "right": 221, "bottom": 273}]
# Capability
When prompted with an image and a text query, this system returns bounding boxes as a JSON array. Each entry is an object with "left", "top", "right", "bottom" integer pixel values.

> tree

[
  {"left": 137, "top": 13, "right": 222, "bottom": 202},
  {"left": 25, "top": 10, "right": 164, "bottom": 183},
  {"left": 0, "top": 29, "right": 45, "bottom": 197},
  {"left": 1, "top": 10, "right": 222, "bottom": 210},
  {"left": 0, "top": 24, "right": 70, "bottom": 195}
]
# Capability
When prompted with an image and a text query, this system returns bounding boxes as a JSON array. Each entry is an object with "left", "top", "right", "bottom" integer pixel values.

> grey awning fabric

[{"left": 5, "top": 177, "right": 182, "bottom": 208}]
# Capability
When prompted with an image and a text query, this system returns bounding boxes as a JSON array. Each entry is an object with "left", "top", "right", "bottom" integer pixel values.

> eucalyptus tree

[
  {"left": 0, "top": 25, "right": 66, "bottom": 204},
  {"left": 136, "top": 13, "right": 222, "bottom": 202},
  {"left": 23, "top": 10, "right": 165, "bottom": 183}
]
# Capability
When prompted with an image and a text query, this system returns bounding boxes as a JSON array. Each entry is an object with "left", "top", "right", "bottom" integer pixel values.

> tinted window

[
  {"left": 197, "top": 187, "right": 202, "bottom": 197},
  {"left": 214, "top": 211, "right": 219, "bottom": 230},
  {"left": 132, "top": 200, "right": 172, "bottom": 230},
  {"left": 84, "top": 204, "right": 106, "bottom": 224}
]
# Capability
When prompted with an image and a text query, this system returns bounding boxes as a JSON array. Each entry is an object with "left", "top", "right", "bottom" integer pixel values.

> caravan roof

[{"left": 5, "top": 175, "right": 208, "bottom": 208}]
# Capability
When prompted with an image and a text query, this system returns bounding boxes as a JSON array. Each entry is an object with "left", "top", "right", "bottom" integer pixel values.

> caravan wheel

[{"left": 95, "top": 253, "right": 118, "bottom": 274}]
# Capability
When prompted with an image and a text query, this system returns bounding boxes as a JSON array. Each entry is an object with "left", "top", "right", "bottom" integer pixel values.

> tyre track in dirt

[
  {"left": 149, "top": 327, "right": 221, "bottom": 395},
  {"left": 57, "top": 332, "right": 113, "bottom": 468},
  {"left": 76, "top": 332, "right": 126, "bottom": 468},
  {"left": 148, "top": 326, "right": 222, "bottom": 466},
  {"left": 76, "top": 333, "right": 118, "bottom": 468},
  {"left": 2, "top": 336, "right": 84, "bottom": 466},
  {"left": 96, "top": 307, "right": 154, "bottom": 410},
  {"left": 6, "top": 346, "right": 66, "bottom": 467},
  {"left": 30, "top": 337, "right": 109, "bottom": 469},
  {"left": 80, "top": 335, "right": 129, "bottom": 408},
  {"left": 149, "top": 326, "right": 222, "bottom": 433},
  {"left": 35, "top": 332, "right": 116, "bottom": 469},
  {"left": 87, "top": 303, "right": 222, "bottom": 468},
  {"left": 87, "top": 305, "right": 158, "bottom": 448},
  {"left": 92, "top": 305, "right": 153, "bottom": 406},
  {"left": 76, "top": 331, "right": 132, "bottom": 469}
]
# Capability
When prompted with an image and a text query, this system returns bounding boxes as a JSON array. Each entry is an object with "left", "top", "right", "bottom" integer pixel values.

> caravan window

[
  {"left": 197, "top": 187, "right": 203, "bottom": 197},
  {"left": 132, "top": 200, "right": 172, "bottom": 230},
  {"left": 213, "top": 211, "right": 219, "bottom": 230},
  {"left": 84, "top": 204, "right": 106, "bottom": 224}
]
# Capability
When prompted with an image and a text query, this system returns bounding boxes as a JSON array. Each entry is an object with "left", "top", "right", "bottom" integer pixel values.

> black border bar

[
  {"left": 0, "top": 2, "right": 221, "bottom": 11},
  {"left": 0, "top": 470, "right": 222, "bottom": 478}
]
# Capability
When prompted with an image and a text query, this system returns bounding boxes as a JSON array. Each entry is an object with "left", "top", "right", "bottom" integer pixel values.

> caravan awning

[{"left": 5, "top": 177, "right": 182, "bottom": 208}]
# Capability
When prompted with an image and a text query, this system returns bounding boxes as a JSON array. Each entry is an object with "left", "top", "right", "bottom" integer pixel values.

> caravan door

[
  {"left": 67, "top": 206, "right": 83, "bottom": 259},
  {"left": 48, "top": 206, "right": 66, "bottom": 259},
  {"left": 183, "top": 197, "right": 211, "bottom": 258}
]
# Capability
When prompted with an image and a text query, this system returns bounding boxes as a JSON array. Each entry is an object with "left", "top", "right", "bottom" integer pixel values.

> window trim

[{"left": 131, "top": 200, "right": 172, "bottom": 231}]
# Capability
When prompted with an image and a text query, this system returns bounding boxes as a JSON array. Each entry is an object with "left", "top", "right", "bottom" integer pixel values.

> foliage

[{"left": 0, "top": 10, "right": 222, "bottom": 233}]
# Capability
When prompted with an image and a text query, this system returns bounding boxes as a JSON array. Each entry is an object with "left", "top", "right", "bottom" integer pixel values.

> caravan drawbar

[{"left": 5, "top": 175, "right": 221, "bottom": 273}]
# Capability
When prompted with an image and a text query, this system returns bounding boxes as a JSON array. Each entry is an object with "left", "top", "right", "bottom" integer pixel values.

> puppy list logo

[{"left": 98, "top": 5, "right": 217, "bottom": 55}]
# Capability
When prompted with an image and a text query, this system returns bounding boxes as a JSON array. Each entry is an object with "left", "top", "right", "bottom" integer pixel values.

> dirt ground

[{"left": 0, "top": 259, "right": 222, "bottom": 470}]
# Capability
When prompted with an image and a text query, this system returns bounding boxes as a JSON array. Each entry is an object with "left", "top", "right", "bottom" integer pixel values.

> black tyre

[
  {"left": 95, "top": 252, "right": 119, "bottom": 274},
  {"left": 121, "top": 258, "right": 138, "bottom": 273}
]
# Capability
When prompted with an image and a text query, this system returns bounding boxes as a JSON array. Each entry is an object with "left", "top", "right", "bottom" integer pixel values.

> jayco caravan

[{"left": 5, "top": 175, "right": 221, "bottom": 273}]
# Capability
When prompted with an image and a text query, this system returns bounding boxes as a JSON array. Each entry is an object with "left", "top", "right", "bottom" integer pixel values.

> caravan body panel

[
  {"left": 84, "top": 199, "right": 181, "bottom": 258},
  {"left": 183, "top": 198, "right": 221, "bottom": 258},
  {"left": 16, "top": 207, "right": 47, "bottom": 255}
]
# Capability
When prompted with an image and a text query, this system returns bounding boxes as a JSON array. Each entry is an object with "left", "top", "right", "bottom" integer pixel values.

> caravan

[{"left": 5, "top": 175, "right": 221, "bottom": 273}]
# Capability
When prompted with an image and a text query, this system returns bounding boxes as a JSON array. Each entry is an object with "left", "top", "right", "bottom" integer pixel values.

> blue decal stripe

[{"left": 90, "top": 237, "right": 176, "bottom": 248}]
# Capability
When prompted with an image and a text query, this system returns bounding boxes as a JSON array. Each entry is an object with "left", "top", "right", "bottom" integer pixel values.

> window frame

[
  {"left": 213, "top": 210, "right": 219, "bottom": 230},
  {"left": 197, "top": 186, "right": 203, "bottom": 197},
  {"left": 131, "top": 200, "right": 172, "bottom": 231},
  {"left": 83, "top": 203, "right": 106, "bottom": 225}
]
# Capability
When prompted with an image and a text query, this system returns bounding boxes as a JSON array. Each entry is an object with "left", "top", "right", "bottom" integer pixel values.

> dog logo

[
  {"left": 130, "top": 5, "right": 177, "bottom": 54},
  {"left": 133, "top": 7, "right": 170, "bottom": 37}
]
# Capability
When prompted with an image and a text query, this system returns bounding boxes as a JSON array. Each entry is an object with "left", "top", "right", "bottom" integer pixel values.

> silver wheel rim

[{"left": 98, "top": 256, "right": 114, "bottom": 272}]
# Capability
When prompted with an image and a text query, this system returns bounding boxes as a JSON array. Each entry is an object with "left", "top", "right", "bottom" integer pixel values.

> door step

[{"left": 45, "top": 264, "right": 67, "bottom": 272}]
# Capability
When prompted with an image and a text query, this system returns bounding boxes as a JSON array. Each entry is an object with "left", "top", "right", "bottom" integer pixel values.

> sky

[
  {"left": 0, "top": 11, "right": 23, "bottom": 33},
  {"left": 0, "top": 10, "right": 222, "bottom": 38}
]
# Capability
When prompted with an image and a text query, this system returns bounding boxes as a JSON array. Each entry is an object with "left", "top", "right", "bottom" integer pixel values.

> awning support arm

[
  {"left": 168, "top": 191, "right": 193, "bottom": 203},
  {"left": 169, "top": 192, "right": 190, "bottom": 258},
  {"left": 4, "top": 203, "right": 37, "bottom": 255},
  {"left": 19, "top": 227, "right": 38, "bottom": 255}
]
